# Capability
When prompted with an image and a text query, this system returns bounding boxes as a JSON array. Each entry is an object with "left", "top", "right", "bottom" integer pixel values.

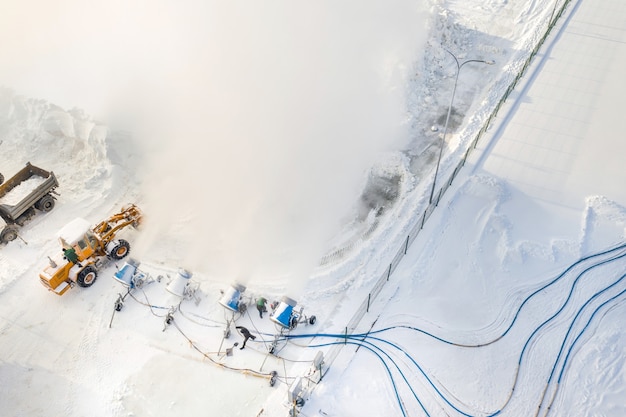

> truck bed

[{"left": 0, "top": 162, "right": 59, "bottom": 222}]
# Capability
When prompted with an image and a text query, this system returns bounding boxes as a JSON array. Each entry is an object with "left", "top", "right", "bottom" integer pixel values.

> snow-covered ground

[{"left": 1, "top": 0, "right": 625, "bottom": 416}]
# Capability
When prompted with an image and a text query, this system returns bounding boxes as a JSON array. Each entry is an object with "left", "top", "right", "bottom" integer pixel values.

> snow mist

[{"left": 1, "top": 1, "right": 428, "bottom": 294}]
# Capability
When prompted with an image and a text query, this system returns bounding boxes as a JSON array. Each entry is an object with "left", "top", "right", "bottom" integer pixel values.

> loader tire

[
  {"left": 0, "top": 226, "right": 18, "bottom": 243},
  {"left": 35, "top": 194, "right": 55, "bottom": 212},
  {"left": 77, "top": 265, "right": 98, "bottom": 288},
  {"left": 109, "top": 239, "right": 130, "bottom": 260}
]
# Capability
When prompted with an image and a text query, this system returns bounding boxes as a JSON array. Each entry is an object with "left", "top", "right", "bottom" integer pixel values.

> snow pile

[{"left": 0, "top": 176, "right": 46, "bottom": 206}]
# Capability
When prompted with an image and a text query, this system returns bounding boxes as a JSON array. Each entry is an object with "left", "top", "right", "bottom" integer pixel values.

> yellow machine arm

[{"left": 92, "top": 204, "right": 143, "bottom": 244}]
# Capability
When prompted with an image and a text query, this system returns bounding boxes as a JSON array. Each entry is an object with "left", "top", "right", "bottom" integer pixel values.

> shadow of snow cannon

[{"left": 269, "top": 296, "right": 316, "bottom": 355}]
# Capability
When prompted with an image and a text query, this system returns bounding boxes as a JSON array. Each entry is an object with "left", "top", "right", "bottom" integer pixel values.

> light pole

[{"left": 428, "top": 49, "right": 494, "bottom": 205}]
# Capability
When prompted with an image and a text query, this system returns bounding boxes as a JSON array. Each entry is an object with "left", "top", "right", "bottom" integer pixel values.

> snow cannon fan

[
  {"left": 113, "top": 258, "right": 141, "bottom": 288},
  {"left": 166, "top": 268, "right": 193, "bottom": 297},
  {"left": 218, "top": 283, "right": 247, "bottom": 313},
  {"left": 270, "top": 296, "right": 298, "bottom": 329}
]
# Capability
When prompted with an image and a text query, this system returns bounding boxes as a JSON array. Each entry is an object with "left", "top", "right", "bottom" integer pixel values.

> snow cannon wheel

[
  {"left": 289, "top": 315, "right": 298, "bottom": 330},
  {"left": 0, "top": 226, "right": 18, "bottom": 243},
  {"left": 308, "top": 315, "right": 316, "bottom": 325},
  {"left": 77, "top": 265, "right": 98, "bottom": 288},
  {"left": 35, "top": 194, "right": 55, "bottom": 212},
  {"left": 108, "top": 239, "right": 130, "bottom": 260},
  {"left": 269, "top": 371, "right": 278, "bottom": 387},
  {"left": 289, "top": 399, "right": 305, "bottom": 416},
  {"left": 0, "top": 172, "right": 4, "bottom": 185}
]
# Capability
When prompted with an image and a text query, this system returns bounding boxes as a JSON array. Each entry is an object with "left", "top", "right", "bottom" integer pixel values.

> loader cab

[
  {"left": 57, "top": 218, "right": 96, "bottom": 261},
  {"left": 59, "top": 233, "right": 97, "bottom": 261}
]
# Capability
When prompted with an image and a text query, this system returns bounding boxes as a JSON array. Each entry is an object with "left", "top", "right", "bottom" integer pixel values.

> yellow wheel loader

[{"left": 39, "top": 204, "right": 142, "bottom": 295}]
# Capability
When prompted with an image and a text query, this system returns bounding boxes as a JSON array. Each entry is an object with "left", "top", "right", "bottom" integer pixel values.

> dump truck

[
  {"left": 39, "top": 204, "right": 143, "bottom": 295},
  {"left": 0, "top": 162, "right": 59, "bottom": 243}
]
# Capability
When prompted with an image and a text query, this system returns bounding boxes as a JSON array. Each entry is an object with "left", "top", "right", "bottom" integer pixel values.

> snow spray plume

[
  {"left": 0, "top": 1, "right": 186, "bottom": 117},
  {"left": 123, "top": 2, "right": 428, "bottom": 295},
  {"left": 1, "top": 1, "right": 427, "bottom": 294}
]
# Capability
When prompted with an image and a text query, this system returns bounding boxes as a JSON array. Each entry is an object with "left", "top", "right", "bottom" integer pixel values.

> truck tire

[
  {"left": 35, "top": 194, "right": 55, "bottom": 212},
  {"left": 77, "top": 265, "right": 98, "bottom": 287},
  {"left": 108, "top": 239, "right": 130, "bottom": 260},
  {"left": 0, "top": 226, "right": 18, "bottom": 243}
]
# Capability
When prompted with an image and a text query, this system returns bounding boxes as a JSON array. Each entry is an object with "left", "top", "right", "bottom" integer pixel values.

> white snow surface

[{"left": 1, "top": 1, "right": 625, "bottom": 417}]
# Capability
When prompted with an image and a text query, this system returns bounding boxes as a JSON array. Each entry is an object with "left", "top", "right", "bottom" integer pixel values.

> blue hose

[
  {"left": 518, "top": 257, "right": 626, "bottom": 365},
  {"left": 557, "top": 287, "right": 626, "bottom": 383},
  {"left": 279, "top": 244, "right": 626, "bottom": 416},
  {"left": 310, "top": 340, "right": 410, "bottom": 417},
  {"left": 372, "top": 245, "right": 626, "bottom": 348},
  {"left": 546, "top": 273, "right": 626, "bottom": 382}
]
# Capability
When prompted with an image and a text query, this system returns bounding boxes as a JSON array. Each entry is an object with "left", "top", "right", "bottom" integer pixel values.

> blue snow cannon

[
  {"left": 113, "top": 258, "right": 140, "bottom": 288},
  {"left": 271, "top": 296, "right": 298, "bottom": 329},
  {"left": 219, "top": 283, "right": 247, "bottom": 313},
  {"left": 271, "top": 296, "right": 316, "bottom": 330}
]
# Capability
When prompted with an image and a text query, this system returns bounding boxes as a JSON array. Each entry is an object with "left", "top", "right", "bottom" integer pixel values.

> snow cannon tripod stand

[{"left": 109, "top": 259, "right": 153, "bottom": 328}]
